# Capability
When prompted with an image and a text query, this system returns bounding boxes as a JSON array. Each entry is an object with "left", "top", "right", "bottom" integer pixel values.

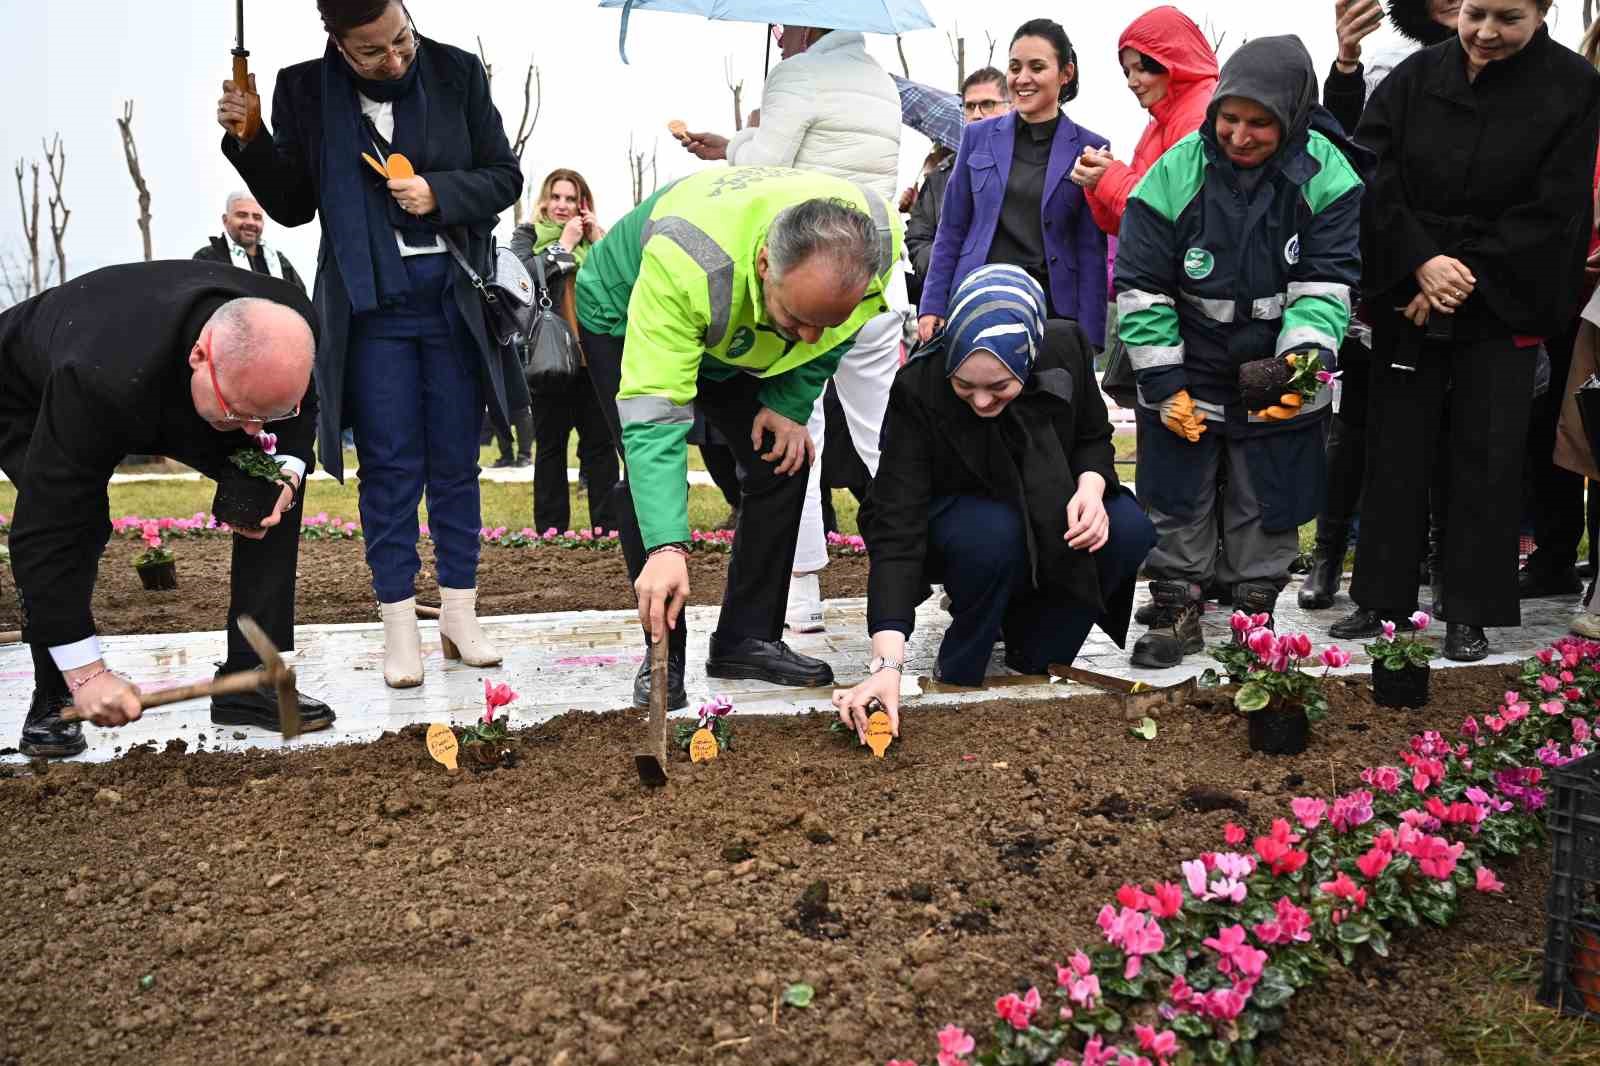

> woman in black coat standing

[
  {"left": 218, "top": 0, "right": 524, "bottom": 688},
  {"left": 1345, "top": 0, "right": 1600, "bottom": 660},
  {"left": 832, "top": 265, "right": 1157, "bottom": 741}
]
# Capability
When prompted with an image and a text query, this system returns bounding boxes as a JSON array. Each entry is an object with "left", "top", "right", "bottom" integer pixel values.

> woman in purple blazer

[{"left": 917, "top": 18, "right": 1109, "bottom": 349}]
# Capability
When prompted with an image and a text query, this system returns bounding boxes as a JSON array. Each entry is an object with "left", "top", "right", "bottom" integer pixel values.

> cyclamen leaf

[
  {"left": 1130, "top": 717, "right": 1158, "bottom": 741},
  {"left": 1235, "top": 683, "right": 1271, "bottom": 712}
]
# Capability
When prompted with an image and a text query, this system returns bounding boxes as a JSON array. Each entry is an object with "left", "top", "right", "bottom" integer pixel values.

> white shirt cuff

[
  {"left": 276, "top": 455, "right": 307, "bottom": 482},
  {"left": 50, "top": 636, "right": 103, "bottom": 672}
]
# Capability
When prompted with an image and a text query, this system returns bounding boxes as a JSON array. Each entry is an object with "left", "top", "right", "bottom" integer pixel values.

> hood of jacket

[
  {"left": 1205, "top": 35, "right": 1319, "bottom": 154},
  {"left": 1388, "top": 0, "right": 1457, "bottom": 46},
  {"left": 1119, "top": 6, "right": 1221, "bottom": 126}
]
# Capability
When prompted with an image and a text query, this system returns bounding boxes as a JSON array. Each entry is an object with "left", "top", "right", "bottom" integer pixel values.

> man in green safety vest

[{"left": 575, "top": 166, "right": 903, "bottom": 709}]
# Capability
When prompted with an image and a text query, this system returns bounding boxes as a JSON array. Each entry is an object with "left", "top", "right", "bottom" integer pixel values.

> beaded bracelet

[
  {"left": 648, "top": 543, "right": 690, "bottom": 559},
  {"left": 67, "top": 666, "right": 114, "bottom": 693}
]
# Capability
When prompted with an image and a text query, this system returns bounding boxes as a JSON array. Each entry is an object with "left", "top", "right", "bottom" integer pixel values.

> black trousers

[
  {"left": 1523, "top": 320, "right": 1585, "bottom": 576},
  {"left": 493, "top": 404, "right": 533, "bottom": 462},
  {"left": 581, "top": 328, "right": 811, "bottom": 659},
  {"left": 1350, "top": 327, "right": 1536, "bottom": 627},
  {"left": 0, "top": 441, "right": 302, "bottom": 701},
  {"left": 530, "top": 367, "right": 620, "bottom": 534},
  {"left": 699, "top": 441, "right": 744, "bottom": 510}
]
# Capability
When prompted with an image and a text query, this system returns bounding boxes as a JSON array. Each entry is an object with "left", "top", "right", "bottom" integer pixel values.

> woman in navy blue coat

[
  {"left": 917, "top": 18, "right": 1110, "bottom": 350},
  {"left": 219, "top": 0, "right": 523, "bottom": 688}
]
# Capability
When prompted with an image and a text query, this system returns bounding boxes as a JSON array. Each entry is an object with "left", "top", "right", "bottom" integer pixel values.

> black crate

[{"left": 1539, "top": 750, "right": 1600, "bottom": 1021}]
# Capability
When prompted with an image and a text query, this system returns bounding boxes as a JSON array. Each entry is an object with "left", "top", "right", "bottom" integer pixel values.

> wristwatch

[{"left": 868, "top": 656, "right": 903, "bottom": 675}]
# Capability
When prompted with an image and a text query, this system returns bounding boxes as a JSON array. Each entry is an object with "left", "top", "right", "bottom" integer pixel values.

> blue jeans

[
  {"left": 345, "top": 253, "right": 485, "bottom": 604},
  {"left": 929, "top": 491, "right": 1156, "bottom": 685}
]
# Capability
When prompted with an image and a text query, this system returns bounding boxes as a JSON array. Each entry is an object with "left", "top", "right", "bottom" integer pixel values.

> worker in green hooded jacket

[{"left": 575, "top": 165, "right": 903, "bottom": 709}]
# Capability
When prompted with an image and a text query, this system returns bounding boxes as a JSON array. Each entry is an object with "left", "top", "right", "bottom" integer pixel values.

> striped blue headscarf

[{"left": 943, "top": 264, "right": 1048, "bottom": 383}]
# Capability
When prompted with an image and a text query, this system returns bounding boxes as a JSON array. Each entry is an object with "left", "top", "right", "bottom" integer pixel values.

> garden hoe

[
  {"left": 634, "top": 636, "right": 670, "bottom": 788},
  {"left": 63, "top": 616, "right": 301, "bottom": 738},
  {"left": 1047, "top": 663, "right": 1196, "bottom": 722}
]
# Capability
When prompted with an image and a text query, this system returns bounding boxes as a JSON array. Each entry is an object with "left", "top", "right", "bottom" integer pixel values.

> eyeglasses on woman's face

[{"left": 339, "top": 18, "right": 419, "bottom": 77}]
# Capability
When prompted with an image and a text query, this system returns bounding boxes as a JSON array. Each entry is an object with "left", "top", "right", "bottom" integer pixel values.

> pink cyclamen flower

[
  {"left": 482, "top": 679, "right": 518, "bottom": 723},
  {"left": 1319, "top": 645, "right": 1352, "bottom": 669},
  {"left": 1474, "top": 865, "right": 1506, "bottom": 893},
  {"left": 1080, "top": 1035, "right": 1120, "bottom": 1066},
  {"left": 993, "top": 987, "right": 1040, "bottom": 1030},
  {"left": 1150, "top": 881, "right": 1184, "bottom": 919},
  {"left": 1134, "top": 1025, "right": 1179, "bottom": 1060},
  {"left": 1229, "top": 610, "right": 1253, "bottom": 635},
  {"left": 1316, "top": 369, "right": 1336, "bottom": 384},
  {"left": 1539, "top": 674, "right": 1562, "bottom": 694},
  {"left": 1223, "top": 822, "right": 1247, "bottom": 846},
  {"left": 1409, "top": 610, "right": 1431, "bottom": 632},
  {"left": 1330, "top": 790, "right": 1375, "bottom": 832},
  {"left": 886, "top": 1061, "right": 919, "bottom": 1066},
  {"left": 1541, "top": 700, "right": 1566, "bottom": 717},
  {"left": 1380, "top": 620, "right": 1397, "bottom": 641},
  {"left": 1247, "top": 626, "right": 1278, "bottom": 659},
  {"left": 256, "top": 431, "right": 278, "bottom": 454},
  {"left": 1290, "top": 796, "right": 1328, "bottom": 830},
  {"left": 1575, "top": 718, "right": 1591, "bottom": 743},
  {"left": 937, "top": 1024, "right": 975, "bottom": 1057},
  {"left": 1283, "top": 633, "right": 1313, "bottom": 660},
  {"left": 1355, "top": 846, "right": 1392, "bottom": 880}
]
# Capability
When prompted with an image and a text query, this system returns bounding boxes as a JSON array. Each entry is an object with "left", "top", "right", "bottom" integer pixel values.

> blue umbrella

[
  {"left": 892, "top": 75, "right": 963, "bottom": 152},
  {"left": 599, "top": 0, "right": 936, "bottom": 63}
]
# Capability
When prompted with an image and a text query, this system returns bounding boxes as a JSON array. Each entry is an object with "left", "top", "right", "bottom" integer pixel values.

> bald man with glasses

[{"left": 0, "top": 260, "right": 336, "bottom": 757}]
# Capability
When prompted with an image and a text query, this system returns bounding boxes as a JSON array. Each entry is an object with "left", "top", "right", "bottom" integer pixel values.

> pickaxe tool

[{"left": 1048, "top": 663, "right": 1197, "bottom": 722}]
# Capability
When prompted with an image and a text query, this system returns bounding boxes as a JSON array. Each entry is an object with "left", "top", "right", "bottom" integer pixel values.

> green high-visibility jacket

[{"left": 575, "top": 166, "right": 903, "bottom": 549}]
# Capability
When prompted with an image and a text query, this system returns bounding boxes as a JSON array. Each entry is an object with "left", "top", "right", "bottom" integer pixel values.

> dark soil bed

[
  {"left": 0, "top": 665, "right": 1560, "bottom": 1065},
  {"left": 0, "top": 538, "right": 870, "bottom": 635}
]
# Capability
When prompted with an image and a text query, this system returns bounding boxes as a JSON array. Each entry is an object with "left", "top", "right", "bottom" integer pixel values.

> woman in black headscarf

[
  {"left": 218, "top": 0, "right": 524, "bottom": 688},
  {"left": 833, "top": 265, "right": 1156, "bottom": 742},
  {"left": 1346, "top": 0, "right": 1600, "bottom": 660}
]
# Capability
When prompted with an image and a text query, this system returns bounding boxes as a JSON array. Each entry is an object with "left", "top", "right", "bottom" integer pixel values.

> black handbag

[
  {"left": 520, "top": 247, "right": 581, "bottom": 389},
  {"left": 441, "top": 232, "right": 537, "bottom": 347},
  {"left": 1100, "top": 301, "right": 1136, "bottom": 409}
]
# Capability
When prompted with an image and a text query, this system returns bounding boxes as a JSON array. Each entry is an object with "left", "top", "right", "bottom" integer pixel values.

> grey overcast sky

[{"left": 0, "top": 1, "right": 1588, "bottom": 288}]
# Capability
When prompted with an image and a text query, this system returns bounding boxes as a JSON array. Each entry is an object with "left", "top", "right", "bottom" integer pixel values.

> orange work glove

[
  {"left": 1158, "top": 390, "right": 1208, "bottom": 442},
  {"left": 1253, "top": 391, "right": 1303, "bottom": 421}
]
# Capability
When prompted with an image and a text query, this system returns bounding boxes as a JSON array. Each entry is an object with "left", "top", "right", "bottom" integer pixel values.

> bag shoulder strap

[{"left": 439, "top": 231, "right": 487, "bottom": 292}]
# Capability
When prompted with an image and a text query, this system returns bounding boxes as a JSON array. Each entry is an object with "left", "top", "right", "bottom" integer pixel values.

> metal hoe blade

[{"left": 635, "top": 637, "right": 669, "bottom": 787}]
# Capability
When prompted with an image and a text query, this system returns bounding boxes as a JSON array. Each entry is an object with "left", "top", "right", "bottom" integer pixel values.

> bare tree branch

[
  {"left": 1204, "top": 17, "right": 1228, "bottom": 57},
  {"left": 0, "top": 248, "right": 30, "bottom": 307},
  {"left": 725, "top": 56, "right": 745, "bottom": 132},
  {"left": 508, "top": 57, "right": 541, "bottom": 225},
  {"left": 947, "top": 28, "right": 967, "bottom": 94},
  {"left": 984, "top": 31, "right": 997, "bottom": 70},
  {"left": 116, "top": 101, "right": 153, "bottom": 262},
  {"left": 895, "top": 34, "right": 911, "bottom": 79},
  {"left": 14, "top": 159, "right": 41, "bottom": 297},
  {"left": 476, "top": 35, "right": 493, "bottom": 85},
  {"left": 627, "top": 133, "right": 659, "bottom": 206},
  {"left": 43, "top": 134, "right": 68, "bottom": 286}
]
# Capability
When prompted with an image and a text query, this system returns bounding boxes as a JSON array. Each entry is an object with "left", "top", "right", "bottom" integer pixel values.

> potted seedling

[
  {"left": 132, "top": 522, "right": 177, "bottom": 590},
  {"left": 675, "top": 694, "right": 735, "bottom": 758},
  {"left": 1220, "top": 613, "right": 1345, "bottom": 756},
  {"left": 1365, "top": 612, "right": 1436, "bottom": 709},
  {"left": 1238, "top": 351, "right": 1338, "bottom": 418},
  {"left": 458, "top": 679, "right": 519, "bottom": 770},
  {"left": 214, "top": 432, "right": 292, "bottom": 531}
]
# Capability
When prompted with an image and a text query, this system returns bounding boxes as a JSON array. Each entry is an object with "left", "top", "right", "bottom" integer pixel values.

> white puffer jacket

[{"left": 726, "top": 31, "right": 902, "bottom": 205}]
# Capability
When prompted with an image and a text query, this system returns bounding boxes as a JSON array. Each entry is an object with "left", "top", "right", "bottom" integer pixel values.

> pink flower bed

[
  {"left": 0, "top": 515, "right": 868, "bottom": 556},
  {"left": 889, "top": 639, "right": 1596, "bottom": 1066}
]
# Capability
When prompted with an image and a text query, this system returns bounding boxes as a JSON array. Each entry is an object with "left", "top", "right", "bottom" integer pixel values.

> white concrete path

[{"left": 1, "top": 577, "right": 1579, "bottom": 764}]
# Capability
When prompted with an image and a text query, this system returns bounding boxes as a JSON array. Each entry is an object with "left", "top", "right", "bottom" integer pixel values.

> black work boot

[
  {"left": 1234, "top": 582, "right": 1280, "bottom": 632},
  {"left": 632, "top": 653, "right": 688, "bottom": 711},
  {"left": 1133, "top": 598, "right": 1176, "bottom": 627},
  {"left": 1444, "top": 623, "right": 1489, "bottom": 662},
  {"left": 1297, "top": 526, "right": 1348, "bottom": 610},
  {"left": 1131, "top": 581, "right": 1204, "bottom": 668},
  {"left": 19, "top": 688, "right": 85, "bottom": 759}
]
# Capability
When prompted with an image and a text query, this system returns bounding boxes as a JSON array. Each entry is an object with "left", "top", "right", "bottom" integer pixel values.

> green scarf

[{"left": 533, "top": 217, "right": 590, "bottom": 265}]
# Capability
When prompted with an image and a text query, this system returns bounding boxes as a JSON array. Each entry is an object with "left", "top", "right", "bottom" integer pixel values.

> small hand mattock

[{"left": 62, "top": 616, "right": 300, "bottom": 738}]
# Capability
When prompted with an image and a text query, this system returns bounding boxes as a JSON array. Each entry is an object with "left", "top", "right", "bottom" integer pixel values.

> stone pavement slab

[{"left": 0, "top": 578, "right": 1579, "bottom": 764}]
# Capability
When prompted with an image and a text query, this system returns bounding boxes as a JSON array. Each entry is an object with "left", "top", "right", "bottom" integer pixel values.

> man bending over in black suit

[{"left": 0, "top": 260, "right": 336, "bottom": 757}]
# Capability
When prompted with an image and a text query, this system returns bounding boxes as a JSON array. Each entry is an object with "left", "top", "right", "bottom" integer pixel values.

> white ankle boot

[
  {"left": 379, "top": 597, "right": 424, "bottom": 689},
  {"left": 785, "top": 572, "right": 825, "bottom": 633},
  {"left": 438, "top": 586, "right": 502, "bottom": 667}
]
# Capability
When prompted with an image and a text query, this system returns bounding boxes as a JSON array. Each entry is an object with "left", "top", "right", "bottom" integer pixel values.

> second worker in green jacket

[{"left": 575, "top": 166, "right": 903, "bottom": 709}]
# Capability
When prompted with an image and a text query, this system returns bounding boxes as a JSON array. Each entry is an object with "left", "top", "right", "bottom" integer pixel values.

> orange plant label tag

[
  {"left": 426, "top": 723, "right": 459, "bottom": 771},
  {"left": 865, "top": 711, "right": 893, "bottom": 758},
  {"left": 689, "top": 728, "right": 719, "bottom": 763}
]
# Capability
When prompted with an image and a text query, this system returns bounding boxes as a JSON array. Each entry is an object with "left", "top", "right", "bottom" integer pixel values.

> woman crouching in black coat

[{"left": 833, "top": 265, "right": 1157, "bottom": 741}]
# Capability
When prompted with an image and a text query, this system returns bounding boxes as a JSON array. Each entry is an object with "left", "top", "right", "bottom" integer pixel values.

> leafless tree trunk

[
  {"left": 627, "top": 133, "right": 658, "bottom": 206},
  {"left": 13, "top": 159, "right": 40, "bottom": 296},
  {"left": 117, "top": 102, "right": 154, "bottom": 261},
  {"left": 895, "top": 34, "right": 911, "bottom": 79},
  {"left": 725, "top": 57, "right": 744, "bottom": 132},
  {"left": 948, "top": 30, "right": 966, "bottom": 94},
  {"left": 479, "top": 38, "right": 543, "bottom": 225},
  {"left": 984, "top": 32, "right": 997, "bottom": 71},
  {"left": 43, "top": 135, "right": 68, "bottom": 286}
]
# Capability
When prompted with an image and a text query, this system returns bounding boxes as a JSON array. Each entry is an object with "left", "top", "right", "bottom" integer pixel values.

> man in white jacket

[{"left": 680, "top": 24, "right": 905, "bottom": 633}]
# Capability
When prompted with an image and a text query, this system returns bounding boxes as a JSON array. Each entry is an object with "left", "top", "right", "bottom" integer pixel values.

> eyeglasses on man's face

[
  {"left": 205, "top": 340, "right": 301, "bottom": 425},
  {"left": 962, "top": 98, "right": 1005, "bottom": 117}
]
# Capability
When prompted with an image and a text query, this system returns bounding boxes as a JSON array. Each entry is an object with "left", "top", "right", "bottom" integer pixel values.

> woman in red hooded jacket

[{"left": 1071, "top": 6, "right": 1219, "bottom": 236}]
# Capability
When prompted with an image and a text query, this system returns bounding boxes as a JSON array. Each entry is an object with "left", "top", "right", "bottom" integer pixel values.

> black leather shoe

[
  {"left": 492, "top": 456, "right": 515, "bottom": 469},
  {"left": 1444, "top": 623, "right": 1489, "bottom": 662},
  {"left": 19, "top": 689, "right": 85, "bottom": 759},
  {"left": 1297, "top": 553, "right": 1342, "bottom": 610},
  {"left": 211, "top": 676, "right": 336, "bottom": 734},
  {"left": 1518, "top": 566, "right": 1582, "bottom": 599},
  {"left": 632, "top": 653, "right": 688, "bottom": 711},
  {"left": 705, "top": 634, "right": 834, "bottom": 687},
  {"left": 1328, "top": 607, "right": 1415, "bottom": 641}
]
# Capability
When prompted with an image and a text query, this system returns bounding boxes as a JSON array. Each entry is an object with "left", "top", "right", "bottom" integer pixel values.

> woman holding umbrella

[
  {"left": 217, "top": 0, "right": 524, "bottom": 688},
  {"left": 834, "top": 265, "right": 1156, "bottom": 739},
  {"left": 917, "top": 19, "right": 1110, "bottom": 351}
]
